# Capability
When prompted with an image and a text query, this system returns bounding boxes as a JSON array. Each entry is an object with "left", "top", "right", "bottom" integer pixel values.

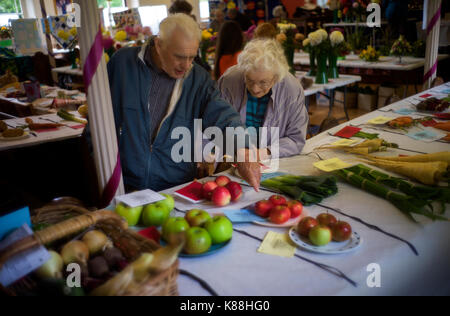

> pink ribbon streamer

[
  {"left": 83, "top": 23, "right": 122, "bottom": 207},
  {"left": 424, "top": 3, "right": 442, "bottom": 83},
  {"left": 426, "top": 3, "right": 442, "bottom": 36},
  {"left": 423, "top": 60, "right": 438, "bottom": 82},
  {"left": 83, "top": 24, "right": 104, "bottom": 93},
  {"left": 101, "top": 151, "right": 122, "bottom": 208}
]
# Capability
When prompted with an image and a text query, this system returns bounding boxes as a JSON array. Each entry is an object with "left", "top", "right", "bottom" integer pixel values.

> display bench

[{"left": 158, "top": 83, "right": 450, "bottom": 296}]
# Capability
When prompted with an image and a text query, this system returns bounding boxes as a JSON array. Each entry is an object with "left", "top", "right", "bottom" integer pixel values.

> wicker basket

[{"left": 0, "top": 204, "right": 179, "bottom": 296}]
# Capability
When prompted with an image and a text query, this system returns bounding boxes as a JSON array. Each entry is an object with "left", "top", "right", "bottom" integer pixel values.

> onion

[
  {"left": 35, "top": 250, "right": 63, "bottom": 279},
  {"left": 82, "top": 230, "right": 111, "bottom": 255},
  {"left": 61, "top": 240, "right": 89, "bottom": 265}
]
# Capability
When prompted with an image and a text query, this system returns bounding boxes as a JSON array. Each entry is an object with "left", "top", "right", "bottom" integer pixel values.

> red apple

[
  {"left": 297, "top": 216, "right": 318, "bottom": 237},
  {"left": 316, "top": 213, "right": 337, "bottom": 227},
  {"left": 211, "top": 187, "right": 231, "bottom": 207},
  {"left": 331, "top": 221, "right": 352, "bottom": 242},
  {"left": 269, "top": 195, "right": 287, "bottom": 206},
  {"left": 254, "top": 200, "right": 274, "bottom": 218},
  {"left": 269, "top": 205, "right": 291, "bottom": 224},
  {"left": 287, "top": 201, "right": 303, "bottom": 218},
  {"left": 309, "top": 225, "right": 332, "bottom": 246},
  {"left": 215, "top": 175, "right": 231, "bottom": 187},
  {"left": 202, "top": 181, "right": 218, "bottom": 200},
  {"left": 226, "top": 181, "right": 243, "bottom": 202}
]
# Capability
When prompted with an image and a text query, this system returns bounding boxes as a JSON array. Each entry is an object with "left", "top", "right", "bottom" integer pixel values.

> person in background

[
  {"left": 253, "top": 22, "right": 277, "bottom": 40},
  {"left": 209, "top": 8, "right": 225, "bottom": 33},
  {"left": 383, "top": 0, "right": 410, "bottom": 40},
  {"left": 214, "top": 21, "right": 243, "bottom": 80},
  {"left": 168, "top": 0, "right": 192, "bottom": 15},
  {"left": 105, "top": 14, "right": 261, "bottom": 192},
  {"left": 218, "top": 39, "right": 309, "bottom": 159},
  {"left": 227, "top": 8, "right": 253, "bottom": 32}
]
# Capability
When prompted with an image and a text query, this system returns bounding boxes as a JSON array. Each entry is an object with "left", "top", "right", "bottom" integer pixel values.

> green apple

[
  {"left": 157, "top": 193, "right": 175, "bottom": 212},
  {"left": 141, "top": 203, "right": 171, "bottom": 227},
  {"left": 162, "top": 217, "right": 190, "bottom": 242},
  {"left": 204, "top": 215, "right": 233, "bottom": 244},
  {"left": 184, "top": 227, "right": 212, "bottom": 254},
  {"left": 308, "top": 225, "right": 332, "bottom": 246},
  {"left": 115, "top": 203, "right": 144, "bottom": 226},
  {"left": 185, "top": 209, "right": 212, "bottom": 227}
]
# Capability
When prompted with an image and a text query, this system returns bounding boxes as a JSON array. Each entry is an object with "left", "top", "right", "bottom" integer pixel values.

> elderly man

[
  {"left": 209, "top": 9, "right": 225, "bottom": 33},
  {"left": 106, "top": 14, "right": 260, "bottom": 192}
]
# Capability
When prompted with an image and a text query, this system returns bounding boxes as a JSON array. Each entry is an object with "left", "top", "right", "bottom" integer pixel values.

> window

[
  {"left": 98, "top": 0, "right": 126, "bottom": 28},
  {"left": 199, "top": 0, "right": 210, "bottom": 21},
  {"left": 0, "top": 0, "right": 22, "bottom": 26},
  {"left": 138, "top": 6, "right": 168, "bottom": 35}
]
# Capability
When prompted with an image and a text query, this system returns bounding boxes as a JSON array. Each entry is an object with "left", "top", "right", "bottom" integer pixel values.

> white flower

[
  {"left": 277, "top": 23, "right": 297, "bottom": 34},
  {"left": 308, "top": 31, "right": 322, "bottom": 46},
  {"left": 317, "top": 29, "right": 328, "bottom": 41},
  {"left": 303, "top": 38, "right": 310, "bottom": 47},
  {"left": 330, "top": 31, "right": 344, "bottom": 46}
]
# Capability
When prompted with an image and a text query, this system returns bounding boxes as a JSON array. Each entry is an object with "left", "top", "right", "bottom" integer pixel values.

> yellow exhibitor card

[
  {"left": 257, "top": 231, "right": 296, "bottom": 258},
  {"left": 330, "top": 139, "right": 360, "bottom": 147},
  {"left": 313, "top": 158, "right": 353, "bottom": 172},
  {"left": 367, "top": 116, "right": 394, "bottom": 125}
]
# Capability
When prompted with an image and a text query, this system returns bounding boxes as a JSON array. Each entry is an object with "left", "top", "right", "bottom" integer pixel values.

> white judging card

[
  {"left": 0, "top": 224, "right": 51, "bottom": 287},
  {"left": 115, "top": 189, "right": 165, "bottom": 208}
]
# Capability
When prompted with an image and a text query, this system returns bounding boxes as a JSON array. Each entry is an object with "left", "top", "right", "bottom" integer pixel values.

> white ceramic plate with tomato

[{"left": 288, "top": 226, "right": 362, "bottom": 254}]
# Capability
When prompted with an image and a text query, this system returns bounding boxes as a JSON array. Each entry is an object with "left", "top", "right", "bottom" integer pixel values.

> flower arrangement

[
  {"left": 339, "top": 0, "right": 371, "bottom": 22},
  {"left": 307, "top": 29, "right": 330, "bottom": 52},
  {"left": 330, "top": 30, "right": 345, "bottom": 52},
  {"left": 0, "top": 26, "right": 12, "bottom": 39},
  {"left": 276, "top": 23, "right": 303, "bottom": 74},
  {"left": 390, "top": 35, "right": 412, "bottom": 59},
  {"left": 359, "top": 45, "right": 381, "bottom": 62},
  {"left": 200, "top": 28, "right": 217, "bottom": 64}
]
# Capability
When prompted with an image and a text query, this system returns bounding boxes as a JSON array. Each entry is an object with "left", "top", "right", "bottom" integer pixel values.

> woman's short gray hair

[
  {"left": 237, "top": 39, "right": 289, "bottom": 82},
  {"left": 159, "top": 13, "right": 201, "bottom": 44}
]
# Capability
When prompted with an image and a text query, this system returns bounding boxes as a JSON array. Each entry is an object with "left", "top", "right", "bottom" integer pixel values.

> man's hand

[{"left": 236, "top": 148, "right": 261, "bottom": 192}]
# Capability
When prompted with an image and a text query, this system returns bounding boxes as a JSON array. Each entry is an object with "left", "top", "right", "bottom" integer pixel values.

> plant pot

[
  {"left": 328, "top": 53, "right": 339, "bottom": 79},
  {"left": 307, "top": 51, "right": 316, "bottom": 76},
  {"left": 315, "top": 52, "right": 328, "bottom": 84}
]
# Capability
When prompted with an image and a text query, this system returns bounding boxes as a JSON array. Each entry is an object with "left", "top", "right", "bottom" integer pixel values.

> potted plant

[
  {"left": 276, "top": 23, "right": 303, "bottom": 75},
  {"left": 328, "top": 30, "right": 345, "bottom": 79},
  {"left": 308, "top": 29, "right": 330, "bottom": 84}
]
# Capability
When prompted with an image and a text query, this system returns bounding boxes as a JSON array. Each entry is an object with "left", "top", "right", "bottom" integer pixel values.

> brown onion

[
  {"left": 61, "top": 240, "right": 89, "bottom": 265},
  {"left": 82, "top": 230, "right": 111, "bottom": 255}
]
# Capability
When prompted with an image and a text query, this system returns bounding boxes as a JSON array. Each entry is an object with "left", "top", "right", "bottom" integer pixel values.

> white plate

[
  {"left": 0, "top": 131, "right": 30, "bottom": 141},
  {"left": 288, "top": 226, "right": 362, "bottom": 254},
  {"left": 253, "top": 209, "right": 309, "bottom": 228}
]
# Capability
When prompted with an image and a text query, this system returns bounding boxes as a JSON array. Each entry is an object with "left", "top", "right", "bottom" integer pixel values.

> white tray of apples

[{"left": 290, "top": 213, "right": 362, "bottom": 254}]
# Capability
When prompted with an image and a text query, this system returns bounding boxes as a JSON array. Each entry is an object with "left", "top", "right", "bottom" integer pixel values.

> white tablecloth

[
  {"left": 162, "top": 83, "right": 450, "bottom": 296},
  {"left": 294, "top": 52, "right": 449, "bottom": 71}
]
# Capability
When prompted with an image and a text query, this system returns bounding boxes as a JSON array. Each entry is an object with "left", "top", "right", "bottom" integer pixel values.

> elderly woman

[{"left": 218, "top": 39, "right": 308, "bottom": 159}]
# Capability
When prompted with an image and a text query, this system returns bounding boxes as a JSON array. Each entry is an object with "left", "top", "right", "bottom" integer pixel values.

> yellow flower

[
  {"left": 104, "top": 52, "right": 110, "bottom": 63},
  {"left": 295, "top": 33, "right": 305, "bottom": 41},
  {"left": 302, "top": 38, "right": 310, "bottom": 47},
  {"left": 201, "top": 29, "right": 212, "bottom": 41},
  {"left": 330, "top": 31, "right": 344, "bottom": 46},
  {"left": 1, "top": 27, "right": 6, "bottom": 31},
  {"left": 276, "top": 33, "right": 287, "bottom": 43},
  {"left": 69, "top": 27, "right": 77, "bottom": 37},
  {"left": 114, "top": 30, "right": 127, "bottom": 42},
  {"left": 57, "top": 30, "right": 70, "bottom": 41}
]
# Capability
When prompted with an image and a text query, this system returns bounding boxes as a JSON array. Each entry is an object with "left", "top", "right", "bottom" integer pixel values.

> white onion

[
  {"left": 35, "top": 250, "right": 63, "bottom": 279},
  {"left": 61, "top": 240, "right": 89, "bottom": 265},
  {"left": 82, "top": 230, "right": 111, "bottom": 255}
]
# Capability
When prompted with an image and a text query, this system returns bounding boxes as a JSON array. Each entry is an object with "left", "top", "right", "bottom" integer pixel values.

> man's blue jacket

[{"left": 107, "top": 45, "right": 243, "bottom": 191}]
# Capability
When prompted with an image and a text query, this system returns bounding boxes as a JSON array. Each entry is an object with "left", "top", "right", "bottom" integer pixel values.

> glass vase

[
  {"left": 307, "top": 51, "right": 316, "bottom": 77},
  {"left": 284, "top": 46, "right": 295, "bottom": 75},
  {"left": 315, "top": 52, "right": 328, "bottom": 84},
  {"left": 328, "top": 53, "right": 339, "bottom": 79}
]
